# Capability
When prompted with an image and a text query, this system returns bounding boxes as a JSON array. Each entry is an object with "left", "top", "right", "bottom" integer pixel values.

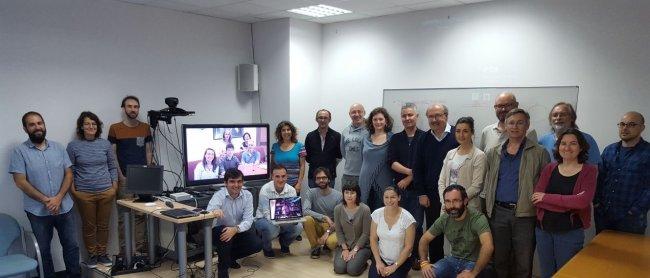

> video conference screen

[{"left": 182, "top": 123, "right": 269, "bottom": 186}]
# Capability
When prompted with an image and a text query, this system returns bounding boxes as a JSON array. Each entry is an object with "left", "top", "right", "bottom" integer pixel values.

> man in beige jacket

[{"left": 482, "top": 108, "right": 550, "bottom": 278}]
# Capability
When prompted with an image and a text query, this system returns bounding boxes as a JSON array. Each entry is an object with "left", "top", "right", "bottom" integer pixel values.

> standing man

[
  {"left": 207, "top": 168, "right": 262, "bottom": 278},
  {"left": 387, "top": 102, "right": 424, "bottom": 269},
  {"left": 9, "top": 111, "right": 80, "bottom": 277},
  {"left": 340, "top": 103, "right": 367, "bottom": 189},
  {"left": 413, "top": 104, "right": 459, "bottom": 264},
  {"left": 479, "top": 92, "right": 537, "bottom": 152},
  {"left": 305, "top": 109, "right": 342, "bottom": 189},
  {"left": 483, "top": 108, "right": 550, "bottom": 278},
  {"left": 254, "top": 165, "right": 303, "bottom": 258},
  {"left": 108, "top": 95, "right": 153, "bottom": 194},
  {"left": 108, "top": 95, "right": 153, "bottom": 252},
  {"left": 538, "top": 102, "right": 601, "bottom": 164},
  {"left": 303, "top": 167, "right": 342, "bottom": 259},
  {"left": 595, "top": 111, "right": 648, "bottom": 234}
]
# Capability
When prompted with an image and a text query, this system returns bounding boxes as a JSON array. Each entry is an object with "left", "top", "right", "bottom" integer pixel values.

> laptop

[
  {"left": 160, "top": 208, "right": 199, "bottom": 219},
  {"left": 269, "top": 196, "right": 305, "bottom": 225}
]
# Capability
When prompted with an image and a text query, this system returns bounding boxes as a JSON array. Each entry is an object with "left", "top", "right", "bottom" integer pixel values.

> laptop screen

[{"left": 269, "top": 196, "right": 303, "bottom": 221}]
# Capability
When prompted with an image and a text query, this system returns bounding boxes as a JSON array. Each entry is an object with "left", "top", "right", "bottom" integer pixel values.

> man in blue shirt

[
  {"left": 595, "top": 111, "right": 649, "bottom": 235},
  {"left": 9, "top": 111, "right": 80, "bottom": 278},
  {"left": 538, "top": 102, "right": 601, "bottom": 165},
  {"left": 207, "top": 168, "right": 261, "bottom": 278}
]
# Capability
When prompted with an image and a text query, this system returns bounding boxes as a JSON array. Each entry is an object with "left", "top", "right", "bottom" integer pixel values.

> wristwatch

[{"left": 326, "top": 229, "right": 331, "bottom": 234}]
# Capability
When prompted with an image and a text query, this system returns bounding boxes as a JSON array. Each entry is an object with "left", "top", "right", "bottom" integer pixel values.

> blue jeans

[
  {"left": 400, "top": 189, "right": 423, "bottom": 260},
  {"left": 26, "top": 210, "right": 80, "bottom": 278},
  {"left": 432, "top": 256, "right": 476, "bottom": 278},
  {"left": 253, "top": 218, "right": 303, "bottom": 252},
  {"left": 535, "top": 228, "right": 584, "bottom": 278}
]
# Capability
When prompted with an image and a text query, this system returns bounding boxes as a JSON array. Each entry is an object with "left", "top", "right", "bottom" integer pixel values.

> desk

[
  {"left": 117, "top": 199, "right": 220, "bottom": 278},
  {"left": 554, "top": 230, "right": 650, "bottom": 278}
]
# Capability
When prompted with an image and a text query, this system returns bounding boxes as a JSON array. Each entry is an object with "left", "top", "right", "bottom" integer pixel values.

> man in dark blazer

[{"left": 305, "top": 109, "right": 342, "bottom": 189}]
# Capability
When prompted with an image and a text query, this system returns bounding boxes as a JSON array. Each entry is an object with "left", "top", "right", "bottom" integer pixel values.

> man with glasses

[
  {"left": 413, "top": 104, "right": 459, "bottom": 265},
  {"left": 594, "top": 111, "right": 648, "bottom": 234},
  {"left": 479, "top": 92, "right": 537, "bottom": 152},
  {"left": 302, "top": 167, "right": 342, "bottom": 258},
  {"left": 483, "top": 108, "right": 549, "bottom": 278}
]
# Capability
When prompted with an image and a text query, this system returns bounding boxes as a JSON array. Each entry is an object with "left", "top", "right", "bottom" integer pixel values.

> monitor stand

[{"left": 133, "top": 194, "right": 155, "bottom": 203}]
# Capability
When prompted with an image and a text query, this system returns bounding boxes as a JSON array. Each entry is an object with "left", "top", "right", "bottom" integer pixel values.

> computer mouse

[{"left": 165, "top": 201, "right": 174, "bottom": 208}]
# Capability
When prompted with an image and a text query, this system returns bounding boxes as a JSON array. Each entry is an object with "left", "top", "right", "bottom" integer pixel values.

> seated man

[
  {"left": 303, "top": 167, "right": 342, "bottom": 259},
  {"left": 219, "top": 143, "right": 240, "bottom": 178},
  {"left": 206, "top": 168, "right": 261, "bottom": 278},
  {"left": 419, "top": 185, "right": 493, "bottom": 278},
  {"left": 254, "top": 165, "right": 303, "bottom": 258},
  {"left": 242, "top": 139, "right": 261, "bottom": 164}
]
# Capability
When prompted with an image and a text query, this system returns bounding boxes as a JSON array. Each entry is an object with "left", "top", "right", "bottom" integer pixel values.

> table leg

[
  {"left": 122, "top": 209, "right": 133, "bottom": 267},
  {"left": 147, "top": 214, "right": 156, "bottom": 265},
  {"left": 176, "top": 223, "right": 187, "bottom": 278},
  {"left": 203, "top": 220, "right": 213, "bottom": 278}
]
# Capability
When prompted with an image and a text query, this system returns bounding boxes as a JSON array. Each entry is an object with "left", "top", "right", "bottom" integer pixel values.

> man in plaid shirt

[{"left": 595, "top": 111, "right": 649, "bottom": 235}]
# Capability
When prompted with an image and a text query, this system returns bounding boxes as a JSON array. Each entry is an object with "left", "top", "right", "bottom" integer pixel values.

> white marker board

[{"left": 383, "top": 86, "right": 579, "bottom": 148}]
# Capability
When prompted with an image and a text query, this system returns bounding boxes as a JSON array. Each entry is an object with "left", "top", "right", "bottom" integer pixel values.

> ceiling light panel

[{"left": 288, "top": 4, "right": 352, "bottom": 18}]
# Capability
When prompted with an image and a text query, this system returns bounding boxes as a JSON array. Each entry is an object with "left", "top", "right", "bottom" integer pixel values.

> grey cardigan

[{"left": 334, "top": 203, "right": 371, "bottom": 249}]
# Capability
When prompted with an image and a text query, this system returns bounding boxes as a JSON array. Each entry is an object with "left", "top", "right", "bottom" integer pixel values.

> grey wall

[{"left": 0, "top": 0, "right": 254, "bottom": 270}]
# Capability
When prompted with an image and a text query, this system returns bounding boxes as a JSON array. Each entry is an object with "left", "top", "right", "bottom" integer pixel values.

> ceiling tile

[
  {"left": 232, "top": 15, "right": 265, "bottom": 23},
  {"left": 405, "top": 0, "right": 463, "bottom": 10},
  {"left": 316, "top": 0, "right": 398, "bottom": 13},
  {"left": 191, "top": 6, "right": 248, "bottom": 19},
  {"left": 362, "top": 6, "right": 413, "bottom": 17},
  {"left": 310, "top": 12, "right": 372, "bottom": 24},
  {"left": 164, "top": 0, "right": 246, "bottom": 8},
  {"left": 457, "top": 0, "right": 493, "bottom": 3},
  {"left": 249, "top": 0, "right": 318, "bottom": 11},
  {"left": 256, "top": 10, "right": 311, "bottom": 20},
  {"left": 217, "top": 1, "right": 276, "bottom": 15}
]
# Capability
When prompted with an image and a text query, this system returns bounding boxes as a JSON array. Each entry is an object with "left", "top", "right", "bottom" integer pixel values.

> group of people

[
  {"left": 194, "top": 131, "right": 262, "bottom": 180},
  {"left": 8, "top": 92, "right": 648, "bottom": 278}
]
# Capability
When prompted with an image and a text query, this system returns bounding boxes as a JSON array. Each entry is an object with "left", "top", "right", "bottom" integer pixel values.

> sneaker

[
  {"left": 295, "top": 235, "right": 302, "bottom": 241},
  {"left": 230, "top": 261, "right": 241, "bottom": 269},
  {"left": 280, "top": 246, "right": 290, "bottom": 255},
  {"left": 310, "top": 246, "right": 321, "bottom": 259},
  {"left": 97, "top": 254, "right": 113, "bottom": 267},
  {"left": 84, "top": 256, "right": 97, "bottom": 269},
  {"left": 263, "top": 249, "right": 276, "bottom": 258}
]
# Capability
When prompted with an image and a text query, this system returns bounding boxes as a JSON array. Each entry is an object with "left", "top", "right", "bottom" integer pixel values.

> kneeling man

[
  {"left": 419, "top": 185, "right": 493, "bottom": 278},
  {"left": 207, "top": 168, "right": 262, "bottom": 278}
]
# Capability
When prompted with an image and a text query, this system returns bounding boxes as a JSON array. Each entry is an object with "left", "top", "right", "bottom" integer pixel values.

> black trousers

[
  {"left": 423, "top": 193, "right": 444, "bottom": 263},
  {"left": 213, "top": 225, "right": 262, "bottom": 278}
]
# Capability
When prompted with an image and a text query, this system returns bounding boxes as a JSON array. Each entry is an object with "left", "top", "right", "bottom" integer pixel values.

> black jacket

[{"left": 305, "top": 127, "right": 342, "bottom": 178}]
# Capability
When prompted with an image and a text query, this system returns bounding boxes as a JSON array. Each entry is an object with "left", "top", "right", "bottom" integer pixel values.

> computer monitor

[
  {"left": 126, "top": 165, "right": 164, "bottom": 202},
  {"left": 182, "top": 124, "right": 270, "bottom": 186}
]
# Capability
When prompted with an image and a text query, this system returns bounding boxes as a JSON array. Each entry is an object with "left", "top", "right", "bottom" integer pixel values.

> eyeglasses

[
  {"left": 83, "top": 122, "right": 97, "bottom": 127},
  {"left": 494, "top": 103, "right": 515, "bottom": 110},
  {"left": 618, "top": 122, "right": 641, "bottom": 128},
  {"left": 428, "top": 113, "right": 447, "bottom": 120},
  {"left": 315, "top": 176, "right": 329, "bottom": 181}
]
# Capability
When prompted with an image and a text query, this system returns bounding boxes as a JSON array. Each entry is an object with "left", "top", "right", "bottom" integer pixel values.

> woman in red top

[{"left": 531, "top": 128, "right": 598, "bottom": 278}]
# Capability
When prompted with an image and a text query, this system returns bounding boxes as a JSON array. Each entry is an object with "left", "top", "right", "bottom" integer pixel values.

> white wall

[
  {"left": 253, "top": 18, "right": 290, "bottom": 131},
  {"left": 320, "top": 0, "right": 649, "bottom": 146},
  {"left": 0, "top": 0, "right": 253, "bottom": 270}
]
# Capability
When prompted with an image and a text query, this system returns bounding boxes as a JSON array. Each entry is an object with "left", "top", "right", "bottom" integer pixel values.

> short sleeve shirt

[
  {"left": 108, "top": 122, "right": 152, "bottom": 174},
  {"left": 428, "top": 209, "right": 490, "bottom": 261},
  {"left": 371, "top": 207, "right": 416, "bottom": 264}
]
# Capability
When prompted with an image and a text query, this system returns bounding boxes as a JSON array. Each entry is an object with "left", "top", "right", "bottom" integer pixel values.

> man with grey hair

[
  {"left": 479, "top": 92, "right": 537, "bottom": 152},
  {"left": 595, "top": 111, "right": 648, "bottom": 235},
  {"left": 413, "top": 103, "right": 459, "bottom": 264},
  {"left": 340, "top": 103, "right": 368, "bottom": 188},
  {"left": 538, "top": 102, "right": 601, "bottom": 164},
  {"left": 388, "top": 102, "right": 425, "bottom": 269},
  {"left": 483, "top": 108, "right": 549, "bottom": 278}
]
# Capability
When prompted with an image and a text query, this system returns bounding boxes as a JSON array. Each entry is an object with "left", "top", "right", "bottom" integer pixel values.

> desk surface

[
  {"left": 554, "top": 230, "right": 650, "bottom": 278},
  {"left": 117, "top": 199, "right": 220, "bottom": 224}
]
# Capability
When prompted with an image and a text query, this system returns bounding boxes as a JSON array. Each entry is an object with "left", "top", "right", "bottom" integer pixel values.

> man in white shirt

[
  {"left": 253, "top": 165, "right": 303, "bottom": 258},
  {"left": 479, "top": 92, "right": 537, "bottom": 152}
]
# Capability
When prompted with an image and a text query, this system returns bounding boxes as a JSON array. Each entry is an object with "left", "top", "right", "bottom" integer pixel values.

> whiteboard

[{"left": 383, "top": 86, "right": 579, "bottom": 148}]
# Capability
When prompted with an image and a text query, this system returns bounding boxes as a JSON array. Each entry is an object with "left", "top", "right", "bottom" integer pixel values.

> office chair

[{"left": 0, "top": 213, "right": 44, "bottom": 278}]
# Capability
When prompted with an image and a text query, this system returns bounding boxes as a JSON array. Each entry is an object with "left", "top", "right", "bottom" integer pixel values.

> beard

[
  {"left": 28, "top": 129, "right": 46, "bottom": 144},
  {"left": 552, "top": 124, "right": 568, "bottom": 134},
  {"left": 126, "top": 112, "right": 138, "bottom": 119},
  {"left": 445, "top": 204, "right": 466, "bottom": 219}
]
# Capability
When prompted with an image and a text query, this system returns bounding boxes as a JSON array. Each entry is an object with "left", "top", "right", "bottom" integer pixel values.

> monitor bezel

[
  {"left": 182, "top": 123, "right": 270, "bottom": 187},
  {"left": 125, "top": 165, "right": 164, "bottom": 194}
]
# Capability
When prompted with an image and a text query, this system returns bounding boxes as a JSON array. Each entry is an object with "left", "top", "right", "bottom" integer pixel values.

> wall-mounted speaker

[{"left": 237, "top": 64, "right": 259, "bottom": 92}]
